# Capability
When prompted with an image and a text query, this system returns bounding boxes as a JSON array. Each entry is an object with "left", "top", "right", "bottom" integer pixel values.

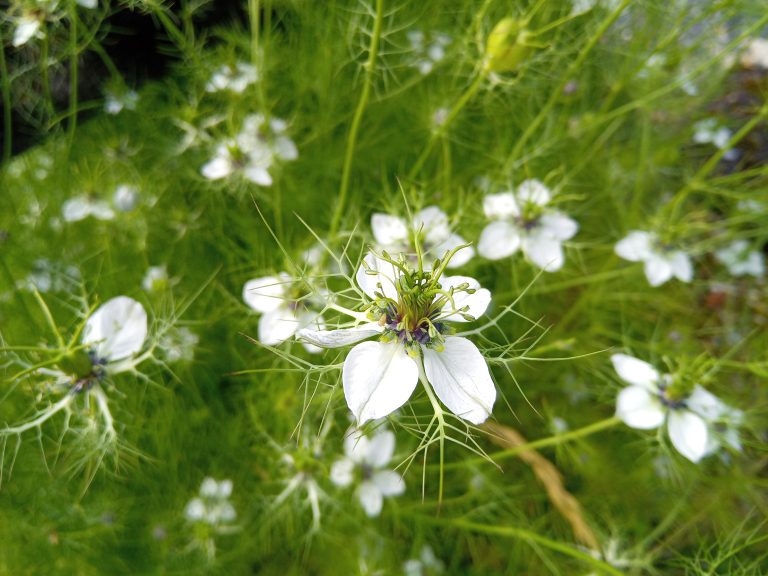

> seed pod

[{"left": 484, "top": 17, "right": 534, "bottom": 73}]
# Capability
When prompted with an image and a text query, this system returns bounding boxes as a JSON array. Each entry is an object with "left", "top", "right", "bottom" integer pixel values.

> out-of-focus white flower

[
  {"left": 62, "top": 195, "right": 115, "bottom": 222},
  {"left": 371, "top": 206, "right": 474, "bottom": 269},
  {"left": 159, "top": 326, "right": 198, "bottom": 363},
  {"left": 615, "top": 231, "right": 693, "bottom": 287},
  {"left": 740, "top": 38, "right": 768, "bottom": 69},
  {"left": 298, "top": 252, "right": 495, "bottom": 425},
  {"left": 21, "top": 258, "right": 80, "bottom": 293},
  {"left": 76, "top": 0, "right": 97, "bottom": 8},
  {"left": 715, "top": 240, "right": 765, "bottom": 278},
  {"left": 185, "top": 477, "right": 237, "bottom": 526},
  {"left": 407, "top": 30, "right": 451, "bottom": 75},
  {"left": 142, "top": 265, "right": 168, "bottom": 292},
  {"left": 113, "top": 184, "right": 140, "bottom": 212},
  {"left": 243, "top": 272, "right": 325, "bottom": 353},
  {"left": 403, "top": 545, "right": 444, "bottom": 576},
  {"left": 105, "top": 89, "right": 138, "bottom": 115},
  {"left": 13, "top": 14, "right": 43, "bottom": 47},
  {"left": 612, "top": 353, "right": 742, "bottom": 463},
  {"left": 206, "top": 62, "right": 259, "bottom": 93},
  {"left": 478, "top": 179, "right": 578, "bottom": 272},
  {"left": 692, "top": 119, "right": 738, "bottom": 161},
  {"left": 201, "top": 114, "right": 297, "bottom": 186},
  {"left": 330, "top": 426, "right": 405, "bottom": 517}
]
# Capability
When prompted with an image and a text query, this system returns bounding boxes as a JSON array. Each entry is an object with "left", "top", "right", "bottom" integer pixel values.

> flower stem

[
  {"left": 418, "top": 362, "right": 445, "bottom": 505},
  {"left": 329, "top": 0, "right": 384, "bottom": 239}
]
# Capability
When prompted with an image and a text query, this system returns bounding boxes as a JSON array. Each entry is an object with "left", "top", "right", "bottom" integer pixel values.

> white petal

[
  {"left": 371, "top": 213, "right": 409, "bottom": 246},
  {"left": 89, "top": 201, "right": 115, "bottom": 221},
  {"left": 242, "top": 275, "right": 289, "bottom": 313},
  {"left": 61, "top": 197, "right": 91, "bottom": 222},
  {"left": 243, "top": 164, "right": 273, "bottom": 186},
  {"left": 416, "top": 206, "right": 450, "bottom": 243},
  {"left": 329, "top": 458, "right": 355, "bottom": 487},
  {"left": 296, "top": 323, "right": 383, "bottom": 349},
  {"left": 422, "top": 336, "right": 495, "bottom": 425},
  {"left": 218, "top": 479, "right": 233, "bottom": 498},
  {"left": 644, "top": 254, "right": 673, "bottom": 287},
  {"left": 615, "top": 231, "right": 654, "bottom": 262},
  {"left": 669, "top": 251, "right": 693, "bottom": 283},
  {"left": 439, "top": 276, "right": 491, "bottom": 322},
  {"left": 615, "top": 385, "right": 665, "bottom": 429},
  {"left": 13, "top": 18, "right": 41, "bottom": 47},
  {"left": 363, "top": 429, "right": 395, "bottom": 468},
  {"left": 686, "top": 386, "right": 727, "bottom": 421},
  {"left": 185, "top": 498, "right": 206, "bottom": 521},
  {"left": 342, "top": 341, "right": 419, "bottom": 425},
  {"left": 477, "top": 221, "right": 521, "bottom": 260},
  {"left": 371, "top": 470, "right": 405, "bottom": 496},
  {"left": 343, "top": 427, "right": 370, "bottom": 463},
  {"left": 76, "top": 0, "right": 98, "bottom": 8},
  {"left": 358, "top": 482, "right": 383, "bottom": 517},
  {"left": 610, "top": 354, "right": 660, "bottom": 389},
  {"left": 200, "top": 477, "right": 219, "bottom": 497},
  {"left": 83, "top": 296, "right": 148, "bottom": 361},
  {"left": 201, "top": 155, "right": 232, "bottom": 180},
  {"left": 274, "top": 136, "right": 298, "bottom": 161},
  {"left": 431, "top": 233, "right": 474, "bottom": 268},
  {"left": 258, "top": 307, "right": 300, "bottom": 345},
  {"left": 539, "top": 212, "right": 578, "bottom": 241},
  {"left": 483, "top": 192, "right": 519, "bottom": 219},
  {"left": 522, "top": 232, "right": 564, "bottom": 272},
  {"left": 297, "top": 312, "right": 325, "bottom": 354},
  {"left": 516, "top": 179, "right": 551, "bottom": 206},
  {"left": 667, "top": 410, "right": 709, "bottom": 463},
  {"left": 355, "top": 253, "right": 400, "bottom": 301}
]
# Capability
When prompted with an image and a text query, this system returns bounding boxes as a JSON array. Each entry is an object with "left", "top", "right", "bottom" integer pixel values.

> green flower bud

[
  {"left": 484, "top": 17, "right": 534, "bottom": 73},
  {"left": 57, "top": 350, "right": 93, "bottom": 379}
]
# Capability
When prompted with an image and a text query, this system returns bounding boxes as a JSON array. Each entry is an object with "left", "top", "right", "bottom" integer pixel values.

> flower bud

[
  {"left": 57, "top": 350, "right": 93, "bottom": 379},
  {"left": 484, "top": 17, "right": 534, "bottom": 73}
]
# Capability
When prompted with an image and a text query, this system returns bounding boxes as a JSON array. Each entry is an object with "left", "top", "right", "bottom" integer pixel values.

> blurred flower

[
  {"left": 407, "top": 30, "right": 451, "bottom": 75},
  {"left": 692, "top": 119, "right": 738, "bottom": 161},
  {"left": 714, "top": 240, "right": 765, "bottom": 278},
  {"left": 206, "top": 62, "right": 259, "bottom": 93},
  {"left": 113, "top": 184, "right": 140, "bottom": 212},
  {"left": 298, "top": 252, "right": 495, "bottom": 425},
  {"left": 201, "top": 114, "right": 297, "bottom": 186},
  {"left": 20, "top": 258, "right": 80, "bottom": 293},
  {"left": 185, "top": 477, "right": 236, "bottom": 526},
  {"left": 142, "top": 265, "right": 168, "bottom": 293},
  {"left": 330, "top": 426, "right": 405, "bottom": 517},
  {"left": 242, "top": 272, "right": 325, "bottom": 352},
  {"left": 478, "top": 179, "right": 578, "bottom": 271},
  {"left": 371, "top": 206, "right": 474, "bottom": 269},
  {"left": 62, "top": 195, "right": 115, "bottom": 222},
  {"left": 13, "top": 14, "right": 43, "bottom": 47},
  {"left": 615, "top": 231, "right": 693, "bottom": 286},
  {"left": 403, "top": 545, "right": 444, "bottom": 576},
  {"left": 159, "top": 326, "right": 198, "bottom": 362},
  {"left": 612, "top": 354, "right": 742, "bottom": 463},
  {"left": 740, "top": 37, "right": 768, "bottom": 69},
  {"left": 105, "top": 89, "right": 139, "bottom": 115}
]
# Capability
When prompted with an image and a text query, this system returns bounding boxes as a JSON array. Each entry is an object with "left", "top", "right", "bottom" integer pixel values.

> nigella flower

[
  {"left": 477, "top": 179, "right": 578, "bottom": 272},
  {"left": 692, "top": 119, "right": 738, "bottom": 161},
  {"left": 105, "top": 89, "right": 139, "bottom": 115},
  {"left": 201, "top": 114, "right": 297, "bottom": 186},
  {"left": 614, "top": 231, "right": 693, "bottom": 287},
  {"left": 142, "top": 265, "right": 169, "bottom": 292},
  {"left": 404, "top": 545, "right": 444, "bottom": 576},
  {"left": 612, "top": 354, "right": 742, "bottom": 463},
  {"left": 407, "top": 30, "right": 451, "bottom": 75},
  {"left": 13, "top": 13, "right": 44, "bottom": 47},
  {"left": 371, "top": 206, "right": 474, "bottom": 269},
  {"left": 714, "top": 240, "right": 765, "bottom": 278},
  {"left": 185, "top": 477, "right": 237, "bottom": 526},
  {"left": 297, "top": 252, "right": 496, "bottom": 425},
  {"left": 206, "top": 62, "right": 259, "bottom": 93},
  {"left": 62, "top": 185, "right": 138, "bottom": 223},
  {"left": 242, "top": 273, "right": 325, "bottom": 352},
  {"left": 330, "top": 426, "right": 405, "bottom": 517}
]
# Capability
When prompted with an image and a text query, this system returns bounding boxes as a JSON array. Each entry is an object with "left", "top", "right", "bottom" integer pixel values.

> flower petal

[
  {"left": 539, "top": 212, "right": 578, "bottom": 241},
  {"left": 516, "top": 179, "right": 551, "bottom": 206},
  {"left": 358, "top": 481, "right": 383, "bottom": 517},
  {"left": 243, "top": 164, "right": 273, "bottom": 186},
  {"left": 342, "top": 341, "right": 419, "bottom": 425},
  {"left": 275, "top": 136, "right": 298, "bottom": 161},
  {"left": 201, "top": 153, "right": 232, "bottom": 180},
  {"left": 686, "top": 385, "right": 727, "bottom": 421},
  {"left": 371, "top": 470, "right": 405, "bottom": 496},
  {"left": 329, "top": 458, "right": 355, "bottom": 487},
  {"left": 62, "top": 197, "right": 92, "bottom": 222},
  {"left": 296, "top": 323, "right": 383, "bottom": 349},
  {"left": 483, "top": 192, "right": 519, "bottom": 219},
  {"left": 615, "top": 231, "right": 654, "bottom": 262},
  {"left": 669, "top": 251, "right": 693, "bottom": 283},
  {"left": 615, "top": 385, "right": 665, "bottom": 429},
  {"left": 477, "top": 221, "right": 521, "bottom": 260},
  {"left": 83, "top": 296, "right": 148, "bottom": 361},
  {"left": 371, "top": 213, "right": 409, "bottom": 247},
  {"left": 667, "top": 410, "right": 709, "bottom": 463},
  {"left": 242, "top": 274, "right": 290, "bottom": 313},
  {"left": 297, "top": 311, "right": 325, "bottom": 354},
  {"left": 431, "top": 233, "right": 474, "bottom": 268},
  {"left": 416, "top": 206, "right": 450, "bottom": 243},
  {"left": 355, "top": 253, "right": 400, "bottom": 301},
  {"left": 522, "top": 232, "right": 564, "bottom": 272},
  {"left": 610, "top": 354, "right": 660, "bottom": 389},
  {"left": 439, "top": 276, "right": 491, "bottom": 322},
  {"left": 644, "top": 254, "right": 673, "bottom": 287},
  {"left": 258, "top": 307, "right": 300, "bottom": 345},
  {"left": 422, "top": 336, "right": 495, "bottom": 424},
  {"left": 364, "top": 429, "right": 396, "bottom": 468}
]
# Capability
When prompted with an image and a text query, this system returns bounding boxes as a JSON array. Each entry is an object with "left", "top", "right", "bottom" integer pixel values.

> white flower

[
  {"left": 330, "top": 427, "right": 405, "bottom": 517},
  {"left": 477, "top": 179, "right": 578, "bottom": 272},
  {"left": 612, "top": 353, "right": 742, "bottom": 463},
  {"left": 83, "top": 296, "right": 148, "bottom": 370},
  {"left": 113, "top": 184, "right": 139, "bottom": 212},
  {"left": 371, "top": 206, "right": 474, "bottom": 269},
  {"left": 62, "top": 195, "right": 115, "bottom": 222},
  {"left": 201, "top": 114, "right": 297, "bottom": 186},
  {"left": 615, "top": 230, "right": 693, "bottom": 287},
  {"left": 13, "top": 15, "right": 43, "bottom": 47},
  {"left": 142, "top": 265, "right": 168, "bottom": 292},
  {"left": 242, "top": 273, "right": 325, "bottom": 353},
  {"left": 159, "top": 326, "right": 198, "bottom": 362},
  {"left": 206, "top": 62, "right": 259, "bottom": 93},
  {"left": 740, "top": 37, "right": 768, "bottom": 69},
  {"left": 692, "top": 119, "right": 738, "bottom": 161},
  {"left": 403, "top": 545, "right": 444, "bottom": 576},
  {"left": 105, "top": 89, "right": 138, "bottom": 115},
  {"left": 715, "top": 240, "right": 765, "bottom": 278},
  {"left": 185, "top": 477, "right": 237, "bottom": 526},
  {"left": 297, "top": 253, "right": 496, "bottom": 425},
  {"left": 21, "top": 258, "right": 80, "bottom": 293},
  {"left": 407, "top": 30, "right": 451, "bottom": 75}
]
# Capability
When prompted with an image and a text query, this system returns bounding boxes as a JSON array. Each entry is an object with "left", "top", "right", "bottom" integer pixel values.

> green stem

[
  {"left": 328, "top": 0, "right": 384, "bottom": 239},
  {"left": 418, "top": 362, "right": 445, "bottom": 505}
]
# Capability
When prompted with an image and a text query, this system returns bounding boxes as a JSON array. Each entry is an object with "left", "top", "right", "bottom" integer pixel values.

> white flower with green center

[
  {"left": 242, "top": 272, "right": 325, "bottom": 353},
  {"left": 185, "top": 477, "right": 237, "bottom": 526},
  {"left": 206, "top": 62, "right": 259, "bottom": 93},
  {"left": 371, "top": 206, "right": 474, "bottom": 269},
  {"left": 612, "top": 354, "right": 742, "bottom": 463},
  {"left": 201, "top": 114, "right": 297, "bottom": 186},
  {"left": 62, "top": 195, "right": 115, "bottom": 222},
  {"left": 330, "top": 426, "right": 405, "bottom": 517},
  {"left": 615, "top": 231, "right": 693, "bottom": 287},
  {"left": 297, "top": 251, "right": 495, "bottom": 425},
  {"left": 478, "top": 179, "right": 578, "bottom": 272},
  {"left": 715, "top": 240, "right": 765, "bottom": 278}
]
